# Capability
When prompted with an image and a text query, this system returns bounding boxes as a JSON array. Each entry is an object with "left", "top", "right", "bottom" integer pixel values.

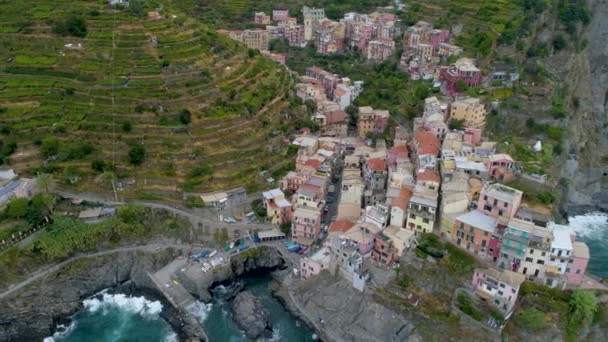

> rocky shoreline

[
  {"left": 0, "top": 248, "right": 205, "bottom": 341},
  {"left": 0, "top": 245, "right": 307, "bottom": 341}
]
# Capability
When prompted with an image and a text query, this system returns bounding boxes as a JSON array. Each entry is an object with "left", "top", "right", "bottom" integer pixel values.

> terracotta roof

[
  {"left": 329, "top": 219, "right": 355, "bottom": 233},
  {"left": 334, "top": 88, "right": 347, "bottom": 96},
  {"left": 414, "top": 131, "right": 440, "bottom": 155},
  {"left": 304, "top": 159, "right": 321, "bottom": 170},
  {"left": 417, "top": 170, "right": 440, "bottom": 183},
  {"left": 325, "top": 110, "right": 347, "bottom": 125},
  {"left": 367, "top": 158, "right": 386, "bottom": 172},
  {"left": 390, "top": 145, "right": 408, "bottom": 157},
  {"left": 391, "top": 196, "right": 410, "bottom": 210},
  {"left": 299, "top": 183, "right": 322, "bottom": 196}
]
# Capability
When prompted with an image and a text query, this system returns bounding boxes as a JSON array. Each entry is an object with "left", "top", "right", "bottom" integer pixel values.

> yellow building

[
  {"left": 405, "top": 194, "right": 437, "bottom": 234},
  {"left": 450, "top": 97, "right": 486, "bottom": 129}
]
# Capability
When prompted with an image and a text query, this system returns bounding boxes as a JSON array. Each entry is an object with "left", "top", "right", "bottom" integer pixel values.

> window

[
  {"left": 503, "top": 202, "right": 508, "bottom": 208},
  {"left": 481, "top": 240, "right": 487, "bottom": 247},
  {"left": 486, "top": 285, "right": 492, "bottom": 291},
  {"left": 541, "top": 252, "right": 546, "bottom": 257},
  {"left": 529, "top": 249, "right": 534, "bottom": 254},
  {"left": 423, "top": 218, "right": 429, "bottom": 224},
  {"left": 525, "top": 257, "right": 533, "bottom": 262},
  {"left": 499, "top": 283, "right": 506, "bottom": 288},
  {"left": 566, "top": 268, "right": 571, "bottom": 273},
  {"left": 558, "top": 250, "right": 562, "bottom": 257},
  {"left": 511, "top": 288, "right": 516, "bottom": 294},
  {"left": 484, "top": 195, "right": 488, "bottom": 201},
  {"left": 498, "top": 210, "right": 503, "bottom": 216},
  {"left": 498, "top": 290, "right": 504, "bottom": 296},
  {"left": 576, "top": 269, "right": 581, "bottom": 274},
  {"left": 550, "top": 258, "right": 556, "bottom": 262},
  {"left": 484, "top": 205, "right": 492, "bottom": 211},
  {"left": 410, "top": 214, "right": 416, "bottom": 219},
  {"left": 537, "top": 260, "right": 545, "bottom": 265},
  {"left": 493, "top": 199, "right": 497, "bottom": 206},
  {"left": 484, "top": 231, "right": 489, "bottom": 236},
  {"left": 469, "top": 227, "right": 474, "bottom": 233}
]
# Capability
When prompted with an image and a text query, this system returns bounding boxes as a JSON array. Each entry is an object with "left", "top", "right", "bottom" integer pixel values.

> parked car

[
  {"left": 239, "top": 245, "right": 250, "bottom": 252},
  {"left": 297, "top": 247, "right": 308, "bottom": 255}
]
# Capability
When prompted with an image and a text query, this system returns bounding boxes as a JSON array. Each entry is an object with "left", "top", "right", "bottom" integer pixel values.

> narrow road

[{"left": 0, "top": 243, "right": 189, "bottom": 300}]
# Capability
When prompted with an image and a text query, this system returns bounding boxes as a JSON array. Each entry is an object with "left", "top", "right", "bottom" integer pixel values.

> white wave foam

[
  {"left": 164, "top": 332, "right": 178, "bottom": 342},
  {"left": 568, "top": 213, "right": 608, "bottom": 239},
  {"left": 43, "top": 321, "right": 77, "bottom": 342},
  {"left": 187, "top": 301, "right": 213, "bottom": 322},
  {"left": 83, "top": 293, "right": 163, "bottom": 316},
  {"left": 259, "top": 327, "right": 282, "bottom": 342}
]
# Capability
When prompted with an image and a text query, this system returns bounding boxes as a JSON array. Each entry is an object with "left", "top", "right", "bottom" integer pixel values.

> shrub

[
  {"left": 53, "top": 16, "right": 87, "bottom": 37},
  {"left": 5, "top": 198, "right": 29, "bottom": 219},
  {"left": 518, "top": 308, "right": 546, "bottom": 331},
  {"left": 179, "top": 109, "right": 192, "bottom": 125},
  {"left": 455, "top": 80, "right": 468, "bottom": 92},
  {"left": 457, "top": 293, "right": 485, "bottom": 321},
  {"left": 122, "top": 121, "right": 132, "bottom": 132},
  {"left": 567, "top": 291, "right": 598, "bottom": 335},
  {"left": 91, "top": 160, "right": 105, "bottom": 172},
  {"left": 40, "top": 138, "right": 59, "bottom": 158},
  {"left": 553, "top": 34, "right": 567, "bottom": 50},
  {"left": 127, "top": 144, "right": 146, "bottom": 166}
]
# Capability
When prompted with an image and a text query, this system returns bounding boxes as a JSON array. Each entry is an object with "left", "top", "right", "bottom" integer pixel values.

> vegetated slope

[
  {"left": 177, "top": 0, "right": 391, "bottom": 28},
  {"left": 0, "top": 0, "right": 295, "bottom": 196}
]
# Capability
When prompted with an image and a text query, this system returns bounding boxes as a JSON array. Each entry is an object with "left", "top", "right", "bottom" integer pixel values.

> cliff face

[
  {"left": 0, "top": 250, "right": 177, "bottom": 341},
  {"left": 559, "top": 0, "right": 608, "bottom": 214}
]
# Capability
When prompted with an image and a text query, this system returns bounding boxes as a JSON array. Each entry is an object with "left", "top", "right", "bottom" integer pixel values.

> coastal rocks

[
  {"left": 231, "top": 291, "right": 273, "bottom": 339},
  {"left": 0, "top": 248, "right": 204, "bottom": 342},
  {"left": 183, "top": 246, "right": 285, "bottom": 302}
]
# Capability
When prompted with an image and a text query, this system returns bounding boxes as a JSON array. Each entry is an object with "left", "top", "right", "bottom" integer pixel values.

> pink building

[
  {"left": 477, "top": 183, "right": 523, "bottom": 226},
  {"left": 292, "top": 206, "right": 322, "bottom": 246},
  {"left": 428, "top": 29, "right": 449, "bottom": 47},
  {"left": 463, "top": 128, "right": 482, "bottom": 145},
  {"left": 280, "top": 169, "right": 314, "bottom": 192},
  {"left": 487, "top": 154, "right": 516, "bottom": 183},
  {"left": 367, "top": 39, "right": 395, "bottom": 62},
  {"left": 566, "top": 242, "right": 590, "bottom": 285},
  {"left": 388, "top": 145, "right": 409, "bottom": 169},
  {"left": 371, "top": 233, "right": 399, "bottom": 266},
  {"left": 439, "top": 58, "right": 482, "bottom": 96},
  {"left": 254, "top": 12, "right": 271, "bottom": 25},
  {"left": 452, "top": 210, "right": 498, "bottom": 259},
  {"left": 283, "top": 24, "right": 305, "bottom": 47},
  {"left": 472, "top": 268, "right": 526, "bottom": 316},
  {"left": 300, "top": 247, "right": 332, "bottom": 279},
  {"left": 272, "top": 9, "right": 289, "bottom": 22}
]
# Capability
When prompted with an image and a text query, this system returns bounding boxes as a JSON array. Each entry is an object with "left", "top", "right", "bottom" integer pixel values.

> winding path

[{"left": 0, "top": 243, "right": 189, "bottom": 300}]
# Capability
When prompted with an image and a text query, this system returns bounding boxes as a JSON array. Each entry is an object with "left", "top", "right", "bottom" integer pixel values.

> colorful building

[
  {"left": 566, "top": 241, "right": 590, "bottom": 285},
  {"left": 300, "top": 247, "right": 332, "bottom": 279},
  {"left": 472, "top": 268, "right": 526, "bottom": 317},
  {"left": 477, "top": 183, "right": 523, "bottom": 226},
  {"left": 262, "top": 188, "right": 292, "bottom": 225},
  {"left": 439, "top": 58, "right": 482, "bottom": 95},
  {"left": 292, "top": 206, "right": 322, "bottom": 246},
  {"left": 452, "top": 210, "right": 499, "bottom": 258}
]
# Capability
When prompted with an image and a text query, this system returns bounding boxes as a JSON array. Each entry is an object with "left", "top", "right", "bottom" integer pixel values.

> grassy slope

[{"left": 0, "top": 0, "right": 295, "bottom": 195}]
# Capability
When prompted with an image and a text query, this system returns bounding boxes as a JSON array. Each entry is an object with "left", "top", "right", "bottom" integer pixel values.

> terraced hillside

[
  {"left": 176, "top": 0, "right": 391, "bottom": 28},
  {"left": 0, "top": 0, "right": 296, "bottom": 196}
]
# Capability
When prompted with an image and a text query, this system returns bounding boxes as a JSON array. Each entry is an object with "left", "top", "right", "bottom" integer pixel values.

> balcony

[{"left": 409, "top": 207, "right": 436, "bottom": 221}]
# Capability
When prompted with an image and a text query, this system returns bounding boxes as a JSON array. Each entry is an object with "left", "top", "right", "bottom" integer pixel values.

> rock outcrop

[
  {"left": 0, "top": 249, "right": 205, "bottom": 342},
  {"left": 231, "top": 290, "right": 273, "bottom": 339},
  {"left": 558, "top": 0, "right": 608, "bottom": 214}
]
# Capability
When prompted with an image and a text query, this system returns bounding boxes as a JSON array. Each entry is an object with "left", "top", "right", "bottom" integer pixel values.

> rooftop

[
  {"left": 457, "top": 210, "right": 497, "bottom": 233},
  {"left": 309, "top": 247, "right": 332, "bottom": 264},
  {"left": 482, "top": 183, "right": 522, "bottom": 203},
  {"left": 410, "top": 195, "right": 437, "bottom": 208},
  {"left": 477, "top": 267, "right": 526, "bottom": 287},
  {"left": 367, "top": 158, "right": 386, "bottom": 172},
  {"left": 550, "top": 223, "right": 573, "bottom": 251},
  {"left": 414, "top": 131, "right": 441, "bottom": 155},
  {"left": 329, "top": 219, "right": 356, "bottom": 234},
  {"left": 417, "top": 170, "right": 440, "bottom": 183},
  {"left": 263, "top": 188, "right": 284, "bottom": 199},
  {"left": 572, "top": 241, "right": 590, "bottom": 259},
  {"left": 258, "top": 229, "right": 286, "bottom": 239}
]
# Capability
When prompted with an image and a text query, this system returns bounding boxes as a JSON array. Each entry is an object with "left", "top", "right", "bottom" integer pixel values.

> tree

[
  {"left": 345, "top": 105, "right": 358, "bottom": 127},
  {"left": 179, "top": 109, "right": 192, "bottom": 125},
  {"left": 128, "top": 144, "right": 146, "bottom": 166},
  {"left": 25, "top": 193, "right": 54, "bottom": 226},
  {"left": 449, "top": 119, "right": 465, "bottom": 130},
  {"left": 568, "top": 290, "right": 598, "bottom": 333},
  {"left": 129, "top": 0, "right": 145, "bottom": 17},
  {"left": 553, "top": 34, "right": 566, "bottom": 50},
  {"left": 455, "top": 80, "right": 469, "bottom": 92},
  {"left": 53, "top": 16, "right": 87, "bottom": 37},
  {"left": 280, "top": 222, "right": 291, "bottom": 235},
  {"left": 122, "top": 121, "right": 132, "bottom": 132},
  {"left": 40, "top": 138, "right": 59, "bottom": 158},
  {"left": 91, "top": 160, "right": 106, "bottom": 172},
  {"left": 5, "top": 198, "right": 29, "bottom": 219},
  {"left": 36, "top": 173, "right": 55, "bottom": 193}
]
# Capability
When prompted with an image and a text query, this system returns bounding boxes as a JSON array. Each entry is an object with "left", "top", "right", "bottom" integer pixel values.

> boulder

[{"left": 231, "top": 291, "right": 273, "bottom": 339}]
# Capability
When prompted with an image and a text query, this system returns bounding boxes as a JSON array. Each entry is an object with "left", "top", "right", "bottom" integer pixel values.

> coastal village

[
  {"left": 0, "top": 1, "right": 605, "bottom": 341},
  {"left": 213, "top": 4, "right": 597, "bottom": 325}
]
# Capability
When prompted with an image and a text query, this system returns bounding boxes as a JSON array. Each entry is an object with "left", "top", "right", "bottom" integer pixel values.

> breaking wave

[
  {"left": 568, "top": 212, "right": 608, "bottom": 239},
  {"left": 83, "top": 293, "right": 163, "bottom": 317},
  {"left": 188, "top": 300, "right": 213, "bottom": 322}
]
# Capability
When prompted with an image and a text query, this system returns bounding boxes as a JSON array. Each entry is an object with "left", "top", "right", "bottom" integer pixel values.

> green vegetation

[
  {"left": 567, "top": 290, "right": 598, "bottom": 337},
  {"left": 128, "top": 144, "right": 146, "bottom": 166},
  {"left": 516, "top": 308, "right": 546, "bottom": 331},
  {"left": 416, "top": 233, "right": 476, "bottom": 274},
  {"left": 456, "top": 292, "right": 485, "bottom": 321},
  {"left": 52, "top": 16, "right": 87, "bottom": 37},
  {"left": 0, "top": 203, "right": 189, "bottom": 288},
  {"left": 0, "top": 0, "right": 298, "bottom": 194}
]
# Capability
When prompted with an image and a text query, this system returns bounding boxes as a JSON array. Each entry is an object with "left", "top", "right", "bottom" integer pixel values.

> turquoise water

[
  {"left": 200, "top": 272, "right": 316, "bottom": 342},
  {"left": 45, "top": 292, "right": 176, "bottom": 342},
  {"left": 46, "top": 273, "right": 315, "bottom": 342},
  {"left": 569, "top": 213, "right": 608, "bottom": 279}
]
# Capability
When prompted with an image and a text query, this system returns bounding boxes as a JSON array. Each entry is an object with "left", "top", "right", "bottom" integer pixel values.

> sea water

[
  {"left": 195, "top": 272, "right": 316, "bottom": 342},
  {"left": 568, "top": 212, "right": 608, "bottom": 279},
  {"left": 46, "top": 273, "right": 315, "bottom": 342},
  {"left": 45, "top": 292, "right": 176, "bottom": 342}
]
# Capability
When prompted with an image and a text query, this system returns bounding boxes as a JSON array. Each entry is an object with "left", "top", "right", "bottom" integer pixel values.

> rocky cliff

[
  {"left": 558, "top": 0, "right": 608, "bottom": 214},
  {"left": 0, "top": 249, "right": 204, "bottom": 342}
]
